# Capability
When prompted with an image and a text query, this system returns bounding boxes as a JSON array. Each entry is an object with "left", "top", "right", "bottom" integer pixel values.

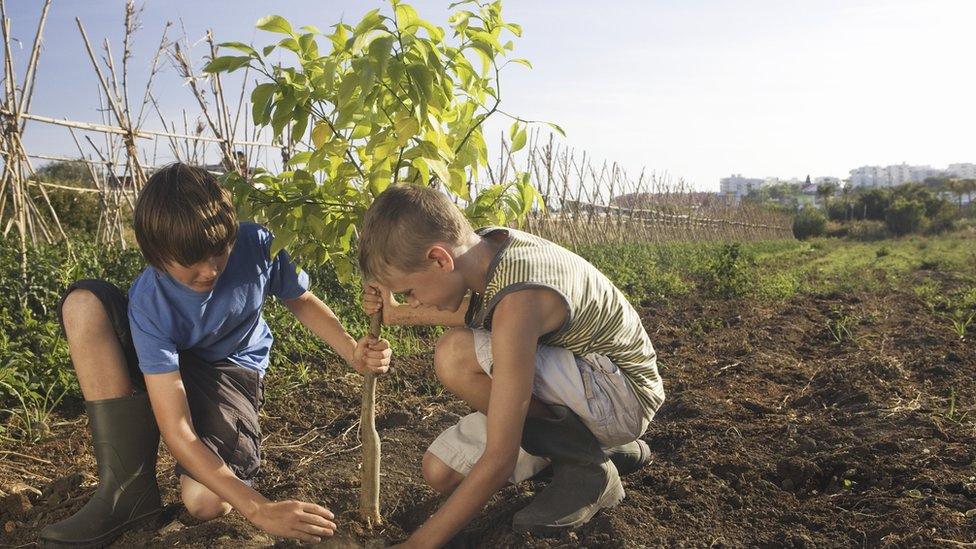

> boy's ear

[{"left": 426, "top": 245, "right": 455, "bottom": 272}]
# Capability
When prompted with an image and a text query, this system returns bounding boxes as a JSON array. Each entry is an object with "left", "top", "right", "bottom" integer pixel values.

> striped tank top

[{"left": 465, "top": 227, "right": 665, "bottom": 416}]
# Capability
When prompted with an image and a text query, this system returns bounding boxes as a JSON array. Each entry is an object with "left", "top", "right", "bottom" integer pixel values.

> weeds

[
  {"left": 942, "top": 387, "right": 971, "bottom": 425},
  {"left": 945, "top": 309, "right": 975, "bottom": 340},
  {"left": 827, "top": 311, "right": 859, "bottom": 344}
]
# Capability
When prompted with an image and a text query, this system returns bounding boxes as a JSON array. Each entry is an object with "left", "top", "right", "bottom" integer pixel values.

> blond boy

[{"left": 359, "top": 184, "right": 664, "bottom": 546}]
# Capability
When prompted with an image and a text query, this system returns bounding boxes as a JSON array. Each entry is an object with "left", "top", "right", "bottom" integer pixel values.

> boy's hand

[
  {"left": 363, "top": 282, "right": 399, "bottom": 324},
  {"left": 249, "top": 500, "right": 336, "bottom": 543},
  {"left": 351, "top": 334, "right": 392, "bottom": 375}
]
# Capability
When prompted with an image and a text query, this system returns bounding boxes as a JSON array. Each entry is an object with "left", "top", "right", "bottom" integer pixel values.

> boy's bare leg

[
  {"left": 61, "top": 289, "right": 135, "bottom": 400},
  {"left": 424, "top": 327, "right": 554, "bottom": 495},
  {"left": 433, "top": 327, "right": 552, "bottom": 418},
  {"left": 180, "top": 474, "right": 232, "bottom": 520},
  {"left": 422, "top": 451, "right": 465, "bottom": 495}
]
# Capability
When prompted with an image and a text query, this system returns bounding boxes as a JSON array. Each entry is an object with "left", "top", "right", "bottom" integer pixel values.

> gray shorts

[
  {"left": 59, "top": 279, "right": 264, "bottom": 484},
  {"left": 428, "top": 328, "right": 655, "bottom": 483}
]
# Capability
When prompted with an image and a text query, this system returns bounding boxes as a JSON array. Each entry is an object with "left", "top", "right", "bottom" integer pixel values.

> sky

[{"left": 6, "top": 0, "right": 975, "bottom": 191}]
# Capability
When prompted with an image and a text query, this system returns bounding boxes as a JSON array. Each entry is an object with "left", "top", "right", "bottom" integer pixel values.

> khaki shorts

[{"left": 428, "top": 328, "right": 654, "bottom": 483}]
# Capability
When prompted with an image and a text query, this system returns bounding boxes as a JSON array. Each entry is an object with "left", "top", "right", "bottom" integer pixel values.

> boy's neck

[{"left": 454, "top": 230, "right": 507, "bottom": 294}]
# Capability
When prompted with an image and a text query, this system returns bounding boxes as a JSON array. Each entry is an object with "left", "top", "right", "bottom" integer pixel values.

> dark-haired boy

[{"left": 40, "top": 163, "right": 390, "bottom": 547}]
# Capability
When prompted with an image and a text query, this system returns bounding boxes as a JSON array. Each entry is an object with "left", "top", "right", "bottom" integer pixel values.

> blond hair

[
  {"left": 133, "top": 163, "right": 238, "bottom": 269},
  {"left": 358, "top": 184, "right": 474, "bottom": 281}
]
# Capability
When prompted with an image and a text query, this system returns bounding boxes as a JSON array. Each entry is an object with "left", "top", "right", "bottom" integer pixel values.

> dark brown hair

[
  {"left": 358, "top": 184, "right": 473, "bottom": 281},
  {"left": 133, "top": 163, "right": 238, "bottom": 269}
]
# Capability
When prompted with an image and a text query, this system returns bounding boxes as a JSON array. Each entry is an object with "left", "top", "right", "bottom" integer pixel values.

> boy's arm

[
  {"left": 363, "top": 283, "right": 470, "bottom": 327},
  {"left": 282, "top": 291, "right": 357, "bottom": 364},
  {"left": 282, "top": 291, "right": 391, "bottom": 374},
  {"left": 144, "top": 372, "right": 336, "bottom": 542},
  {"left": 404, "top": 289, "right": 568, "bottom": 548}
]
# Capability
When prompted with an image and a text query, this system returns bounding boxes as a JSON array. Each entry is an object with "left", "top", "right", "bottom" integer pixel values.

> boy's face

[
  {"left": 163, "top": 245, "right": 233, "bottom": 292},
  {"left": 382, "top": 246, "right": 467, "bottom": 312}
]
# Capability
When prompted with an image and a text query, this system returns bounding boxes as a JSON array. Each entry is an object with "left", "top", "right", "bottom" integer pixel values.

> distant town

[{"left": 720, "top": 162, "right": 976, "bottom": 207}]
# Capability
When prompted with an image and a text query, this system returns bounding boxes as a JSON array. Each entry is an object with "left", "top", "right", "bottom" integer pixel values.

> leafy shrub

[
  {"left": 705, "top": 243, "right": 754, "bottom": 298},
  {"left": 846, "top": 220, "right": 889, "bottom": 241},
  {"left": 885, "top": 198, "right": 927, "bottom": 236},
  {"left": 793, "top": 207, "right": 827, "bottom": 240},
  {"left": 924, "top": 200, "right": 957, "bottom": 235},
  {"left": 826, "top": 200, "right": 852, "bottom": 222}
]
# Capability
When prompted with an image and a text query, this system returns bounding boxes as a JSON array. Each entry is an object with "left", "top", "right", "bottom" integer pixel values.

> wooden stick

[{"left": 360, "top": 312, "right": 382, "bottom": 526}]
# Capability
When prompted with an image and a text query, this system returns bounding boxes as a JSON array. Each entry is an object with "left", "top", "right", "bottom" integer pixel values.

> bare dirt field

[{"left": 3, "top": 275, "right": 975, "bottom": 547}]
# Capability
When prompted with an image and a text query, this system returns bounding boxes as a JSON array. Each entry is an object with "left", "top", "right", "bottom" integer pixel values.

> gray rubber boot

[
  {"left": 513, "top": 405, "right": 624, "bottom": 535},
  {"left": 606, "top": 439, "right": 651, "bottom": 476},
  {"left": 39, "top": 393, "right": 162, "bottom": 548}
]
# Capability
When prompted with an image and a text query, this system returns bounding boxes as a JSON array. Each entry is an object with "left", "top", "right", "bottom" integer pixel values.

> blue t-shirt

[{"left": 128, "top": 222, "right": 309, "bottom": 376}]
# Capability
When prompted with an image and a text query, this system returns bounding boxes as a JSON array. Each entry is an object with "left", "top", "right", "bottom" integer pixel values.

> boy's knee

[
  {"left": 181, "top": 479, "right": 231, "bottom": 521},
  {"left": 60, "top": 289, "right": 103, "bottom": 334},
  {"left": 422, "top": 451, "right": 463, "bottom": 495},
  {"left": 433, "top": 328, "right": 473, "bottom": 384}
]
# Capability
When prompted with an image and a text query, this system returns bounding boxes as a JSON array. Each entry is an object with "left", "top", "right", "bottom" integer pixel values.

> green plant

[
  {"left": 885, "top": 198, "right": 927, "bottom": 236},
  {"left": 706, "top": 243, "right": 754, "bottom": 298},
  {"left": 942, "top": 387, "right": 970, "bottom": 424},
  {"left": 0, "top": 377, "right": 68, "bottom": 442},
  {"left": 946, "top": 309, "right": 975, "bottom": 340},
  {"left": 206, "top": 0, "right": 550, "bottom": 278},
  {"left": 826, "top": 311, "right": 859, "bottom": 344},
  {"left": 792, "top": 206, "right": 827, "bottom": 240}
]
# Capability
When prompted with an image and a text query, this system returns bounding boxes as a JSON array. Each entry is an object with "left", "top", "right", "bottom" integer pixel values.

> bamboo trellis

[
  {"left": 0, "top": 0, "right": 282, "bottom": 275},
  {"left": 493, "top": 131, "right": 793, "bottom": 250}
]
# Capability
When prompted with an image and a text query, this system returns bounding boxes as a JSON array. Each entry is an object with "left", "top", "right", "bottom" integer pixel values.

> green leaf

[
  {"left": 407, "top": 64, "right": 433, "bottom": 103},
  {"left": 353, "top": 9, "right": 384, "bottom": 36},
  {"left": 411, "top": 157, "right": 430, "bottom": 185},
  {"left": 394, "top": 3, "right": 421, "bottom": 33},
  {"left": 256, "top": 15, "right": 295, "bottom": 36},
  {"left": 426, "top": 158, "right": 450, "bottom": 184},
  {"left": 545, "top": 122, "right": 566, "bottom": 137},
  {"left": 511, "top": 127, "right": 527, "bottom": 153},
  {"left": 311, "top": 122, "right": 332, "bottom": 148},
  {"left": 203, "top": 55, "right": 252, "bottom": 73},
  {"left": 394, "top": 117, "right": 419, "bottom": 146},
  {"left": 250, "top": 83, "right": 276, "bottom": 125},
  {"left": 218, "top": 42, "right": 258, "bottom": 57},
  {"left": 510, "top": 58, "right": 532, "bottom": 69},
  {"left": 285, "top": 151, "right": 313, "bottom": 167}
]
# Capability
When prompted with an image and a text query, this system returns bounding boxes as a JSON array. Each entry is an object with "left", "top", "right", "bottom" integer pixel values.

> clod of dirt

[
  {"left": 309, "top": 533, "right": 386, "bottom": 548},
  {"left": 776, "top": 457, "right": 823, "bottom": 492},
  {"left": 0, "top": 492, "right": 32, "bottom": 520},
  {"left": 377, "top": 410, "right": 413, "bottom": 429},
  {"left": 39, "top": 472, "right": 83, "bottom": 504}
]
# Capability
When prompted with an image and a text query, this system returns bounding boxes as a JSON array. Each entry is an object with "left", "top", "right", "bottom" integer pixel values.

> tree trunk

[{"left": 359, "top": 312, "right": 382, "bottom": 526}]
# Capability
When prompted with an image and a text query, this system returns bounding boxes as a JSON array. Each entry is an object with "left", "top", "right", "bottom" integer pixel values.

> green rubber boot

[
  {"left": 606, "top": 439, "right": 651, "bottom": 476},
  {"left": 39, "top": 393, "right": 162, "bottom": 548},
  {"left": 513, "top": 405, "right": 624, "bottom": 535}
]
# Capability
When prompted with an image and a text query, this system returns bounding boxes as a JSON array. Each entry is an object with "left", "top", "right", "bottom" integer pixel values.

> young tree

[
  {"left": 206, "top": 0, "right": 549, "bottom": 278},
  {"left": 205, "top": 0, "right": 551, "bottom": 525}
]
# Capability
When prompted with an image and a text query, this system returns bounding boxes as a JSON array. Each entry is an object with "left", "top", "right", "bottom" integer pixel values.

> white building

[
  {"left": 848, "top": 163, "right": 939, "bottom": 188},
  {"left": 720, "top": 174, "right": 764, "bottom": 203},
  {"left": 947, "top": 163, "right": 976, "bottom": 179}
]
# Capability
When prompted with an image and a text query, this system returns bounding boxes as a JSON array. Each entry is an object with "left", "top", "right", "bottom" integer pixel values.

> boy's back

[{"left": 465, "top": 227, "right": 665, "bottom": 417}]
